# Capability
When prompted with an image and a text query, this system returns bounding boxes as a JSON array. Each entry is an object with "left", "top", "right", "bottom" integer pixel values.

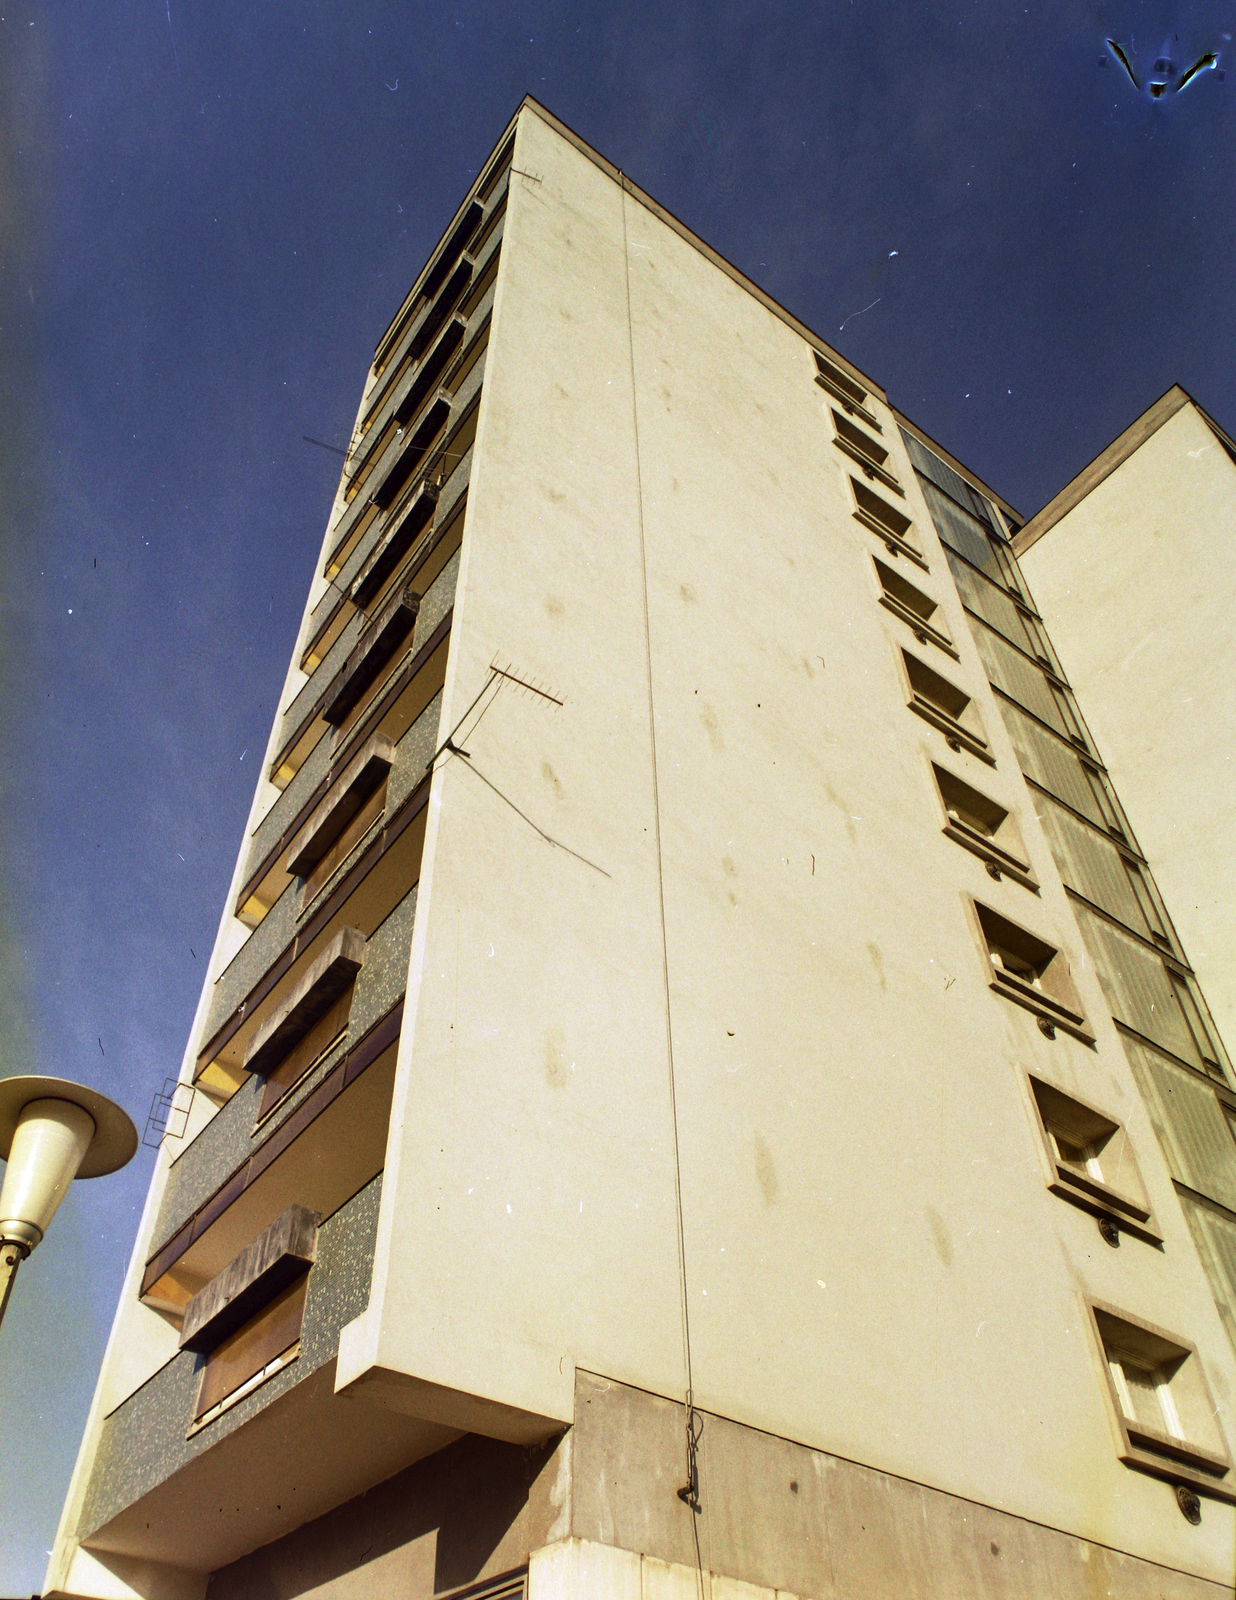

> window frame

[
  {"left": 899, "top": 648, "right": 995, "bottom": 765},
  {"left": 966, "top": 898, "right": 1095, "bottom": 1043},
  {"left": 929, "top": 761, "right": 1037, "bottom": 890},
  {"left": 872, "top": 558, "right": 958, "bottom": 658},
  {"left": 1021, "top": 1072, "right": 1161, "bottom": 1242},
  {"left": 1086, "top": 1298, "right": 1234, "bottom": 1499}
]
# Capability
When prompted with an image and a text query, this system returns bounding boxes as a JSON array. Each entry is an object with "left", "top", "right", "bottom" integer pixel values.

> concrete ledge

[
  {"left": 243, "top": 927, "right": 367, "bottom": 1079},
  {"left": 45, "top": 1543, "right": 207, "bottom": 1600},
  {"left": 334, "top": 1311, "right": 567, "bottom": 1447},
  {"left": 179, "top": 1203, "right": 320, "bottom": 1354}
]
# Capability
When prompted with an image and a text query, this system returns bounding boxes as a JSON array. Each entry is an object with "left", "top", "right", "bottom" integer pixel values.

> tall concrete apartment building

[{"left": 45, "top": 101, "right": 1236, "bottom": 1599}]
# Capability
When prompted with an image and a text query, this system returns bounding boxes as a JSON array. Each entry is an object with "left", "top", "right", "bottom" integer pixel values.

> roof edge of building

[
  {"left": 1012, "top": 385, "right": 1196, "bottom": 557},
  {"left": 890, "top": 407, "right": 1023, "bottom": 524},
  {"left": 517, "top": 95, "right": 885, "bottom": 407}
]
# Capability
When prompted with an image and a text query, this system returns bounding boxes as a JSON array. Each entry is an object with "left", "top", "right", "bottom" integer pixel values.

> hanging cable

[{"left": 620, "top": 180, "right": 705, "bottom": 1555}]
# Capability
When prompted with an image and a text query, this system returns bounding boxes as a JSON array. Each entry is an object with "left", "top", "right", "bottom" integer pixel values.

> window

[
  {"left": 1091, "top": 1303, "right": 1233, "bottom": 1497},
  {"left": 931, "top": 764, "right": 1035, "bottom": 887},
  {"left": 181, "top": 1204, "right": 319, "bottom": 1352},
  {"left": 874, "top": 559, "right": 955, "bottom": 655},
  {"left": 373, "top": 199, "right": 482, "bottom": 379},
  {"left": 813, "top": 350, "right": 881, "bottom": 430},
  {"left": 912, "top": 473, "right": 1024, "bottom": 595},
  {"left": 1015, "top": 605, "right": 1058, "bottom": 672},
  {"left": 850, "top": 479, "right": 925, "bottom": 567},
  {"left": 970, "top": 900, "right": 1092, "bottom": 1041},
  {"left": 1025, "top": 1074, "right": 1157, "bottom": 1237},
  {"left": 185, "top": 1204, "right": 320, "bottom": 1426},
  {"left": 301, "top": 787, "right": 386, "bottom": 909},
  {"left": 1169, "top": 971, "right": 1228, "bottom": 1083},
  {"left": 901, "top": 650, "right": 993, "bottom": 763},
  {"left": 193, "top": 1275, "right": 308, "bottom": 1425},
  {"left": 1047, "top": 681, "right": 1089, "bottom": 750},
  {"left": 832, "top": 411, "right": 901, "bottom": 493},
  {"left": 1123, "top": 859, "right": 1172, "bottom": 948},
  {"left": 1082, "top": 762, "right": 1129, "bottom": 842}
]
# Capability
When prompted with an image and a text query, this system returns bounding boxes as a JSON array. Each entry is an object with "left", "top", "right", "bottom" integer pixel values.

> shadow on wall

[{"left": 205, "top": 1432, "right": 560, "bottom": 1599}]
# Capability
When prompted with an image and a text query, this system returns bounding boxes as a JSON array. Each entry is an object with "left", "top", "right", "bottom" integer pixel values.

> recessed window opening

[
  {"left": 931, "top": 765, "right": 1032, "bottom": 883},
  {"left": 851, "top": 479, "right": 923, "bottom": 564},
  {"left": 909, "top": 654, "right": 968, "bottom": 720},
  {"left": 1027, "top": 1075, "right": 1151, "bottom": 1225},
  {"left": 833, "top": 411, "right": 889, "bottom": 467},
  {"left": 813, "top": 351, "right": 880, "bottom": 428},
  {"left": 834, "top": 412, "right": 901, "bottom": 491},
  {"left": 193, "top": 1276, "right": 308, "bottom": 1424},
  {"left": 903, "top": 651, "right": 991, "bottom": 760},
  {"left": 1091, "top": 1305, "right": 1232, "bottom": 1490},
  {"left": 325, "top": 585, "right": 421, "bottom": 729},
  {"left": 973, "top": 902, "right": 1088, "bottom": 1024},
  {"left": 258, "top": 982, "right": 355, "bottom": 1120},
  {"left": 875, "top": 558, "right": 954, "bottom": 652},
  {"left": 302, "top": 781, "right": 388, "bottom": 907},
  {"left": 972, "top": 901, "right": 1089, "bottom": 1033},
  {"left": 243, "top": 926, "right": 367, "bottom": 1084}
]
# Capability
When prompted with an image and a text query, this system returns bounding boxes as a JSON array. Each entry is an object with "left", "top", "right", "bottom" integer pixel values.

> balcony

[
  {"left": 77, "top": 1173, "right": 461, "bottom": 1579},
  {"left": 150, "top": 879, "right": 418, "bottom": 1307},
  {"left": 324, "top": 215, "right": 499, "bottom": 574},
  {"left": 197, "top": 683, "right": 442, "bottom": 1095},
  {"left": 245, "top": 531, "right": 457, "bottom": 940}
]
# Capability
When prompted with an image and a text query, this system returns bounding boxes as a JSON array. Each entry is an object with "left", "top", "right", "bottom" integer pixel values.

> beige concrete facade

[{"left": 45, "top": 103, "right": 1236, "bottom": 1600}]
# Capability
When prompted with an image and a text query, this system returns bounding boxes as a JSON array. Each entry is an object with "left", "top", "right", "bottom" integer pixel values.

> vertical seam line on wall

[{"left": 619, "top": 177, "right": 702, "bottom": 1518}]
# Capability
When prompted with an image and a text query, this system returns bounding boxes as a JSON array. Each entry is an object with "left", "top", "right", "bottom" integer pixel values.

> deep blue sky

[{"left": 1, "top": 0, "right": 1231, "bottom": 1587}]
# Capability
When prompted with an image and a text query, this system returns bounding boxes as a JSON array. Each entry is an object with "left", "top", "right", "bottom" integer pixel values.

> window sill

[
  {"left": 853, "top": 511, "right": 928, "bottom": 570},
  {"left": 1119, "top": 1432, "right": 1235, "bottom": 1500},
  {"left": 908, "top": 696, "right": 996, "bottom": 765},
  {"left": 880, "top": 594, "right": 958, "bottom": 658},
  {"left": 942, "top": 816, "right": 1037, "bottom": 890},
  {"left": 834, "top": 436, "right": 903, "bottom": 494},
  {"left": 989, "top": 969, "right": 1094, "bottom": 1043},
  {"left": 1048, "top": 1165, "right": 1161, "bottom": 1243}
]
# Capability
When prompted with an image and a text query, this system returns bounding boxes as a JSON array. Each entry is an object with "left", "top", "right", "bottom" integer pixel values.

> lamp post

[{"left": 0, "top": 1076, "right": 138, "bottom": 1331}]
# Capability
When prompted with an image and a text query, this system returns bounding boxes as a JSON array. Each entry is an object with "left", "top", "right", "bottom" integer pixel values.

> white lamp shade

[{"left": 0, "top": 1098, "right": 97, "bottom": 1249}]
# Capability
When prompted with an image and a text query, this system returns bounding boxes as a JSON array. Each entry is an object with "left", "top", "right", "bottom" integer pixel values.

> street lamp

[{"left": 0, "top": 1076, "right": 138, "bottom": 1330}]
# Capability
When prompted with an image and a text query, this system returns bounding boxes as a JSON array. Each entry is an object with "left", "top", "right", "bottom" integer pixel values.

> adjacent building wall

[{"left": 1014, "top": 397, "right": 1236, "bottom": 1052}]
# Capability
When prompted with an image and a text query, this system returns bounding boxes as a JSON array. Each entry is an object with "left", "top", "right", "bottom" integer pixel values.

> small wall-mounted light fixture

[{"left": 0, "top": 1076, "right": 137, "bottom": 1332}]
